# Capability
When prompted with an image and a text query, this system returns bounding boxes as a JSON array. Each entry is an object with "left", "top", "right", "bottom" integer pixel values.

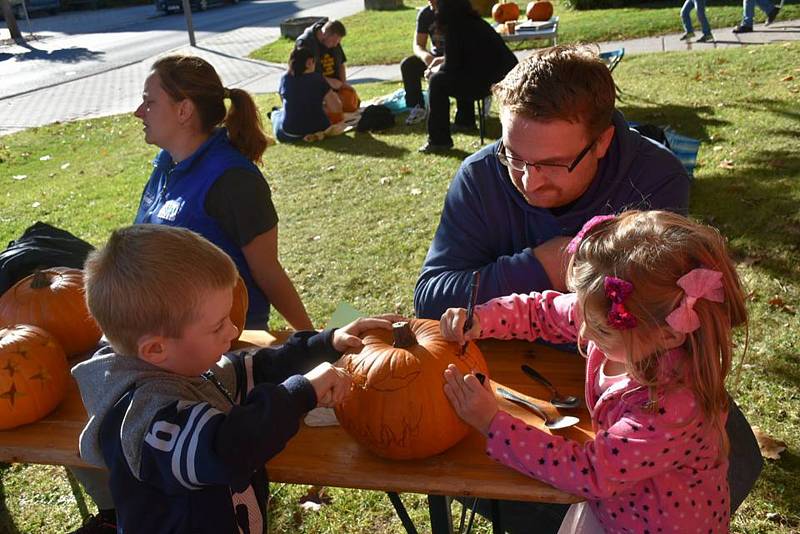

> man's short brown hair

[
  {"left": 493, "top": 45, "right": 616, "bottom": 139},
  {"left": 323, "top": 20, "right": 347, "bottom": 37},
  {"left": 84, "top": 225, "right": 237, "bottom": 357}
]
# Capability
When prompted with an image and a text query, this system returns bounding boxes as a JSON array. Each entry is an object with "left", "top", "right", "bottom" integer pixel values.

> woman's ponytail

[{"left": 225, "top": 88, "right": 269, "bottom": 165}]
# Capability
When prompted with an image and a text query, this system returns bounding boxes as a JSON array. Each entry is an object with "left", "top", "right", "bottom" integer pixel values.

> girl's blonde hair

[
  {"left": 151, "top": 54, "right": 269, "bottom": 164},
  {"left": 568, "top": 210, "right": 748, "bottom": 456}
]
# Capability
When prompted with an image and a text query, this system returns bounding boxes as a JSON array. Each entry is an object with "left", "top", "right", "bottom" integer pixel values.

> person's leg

[
  {"left": 694, "top": 0, "right": 712, "bottom": 35},
  {"left": 401, "top": 55, "right": 428, "bottom": 109},
  {"left": 727, "top": 397, "right": 764, "bottom": 513},
  {"left": 741, "top": 0, "right": 756, "bottom": 27},
  {"left": 67, "top": 467, "right": 117, "bottom": 533},
  {"left": 753, "top": 0, "right": 775, "bottom": 17},
  {"left": 425, "top": 70, "right": 455, "bottom": 147},
  {"left": 681, "top": 0, "right": 695, "bottom": 33},
  {"left": 453, "top": 96, "right": 477, "bottom": 129}
]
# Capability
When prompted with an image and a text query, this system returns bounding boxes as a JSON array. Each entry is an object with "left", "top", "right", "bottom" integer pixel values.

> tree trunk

[{"left": 0, "top": 0, "right": 23, "bottom": 42}]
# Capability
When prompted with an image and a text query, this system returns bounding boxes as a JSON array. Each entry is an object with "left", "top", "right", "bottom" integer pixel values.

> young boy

[{"left": 73, "top": 224, "right": 393, "bottom": 534}]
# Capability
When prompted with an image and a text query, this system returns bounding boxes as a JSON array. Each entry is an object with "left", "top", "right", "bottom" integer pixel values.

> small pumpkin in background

[
  {"left": 492, "top": 0, "right": 520, "bottom": 23},
  {"left": 0, "top": 268, "right": 101, "bottom": 357},
  {"left": 526, "top": 0, "right": 553, "bottom": 21},
  {"left": 0, "top": 325, "right": 70, "bottom": 430},
  {"left": 334, "top": 319, "right": 489, "bottom": 460},
  {"left": 229, "top": 275, "right": 249, "bottom": 338}
]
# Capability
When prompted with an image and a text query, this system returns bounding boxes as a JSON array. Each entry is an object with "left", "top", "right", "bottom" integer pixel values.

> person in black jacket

[
  {"left": 73, "top": 224, "right": 394, "bottom": 534},
  {"left": 419, "top": 0, "right": 517, "bottom": 153}
]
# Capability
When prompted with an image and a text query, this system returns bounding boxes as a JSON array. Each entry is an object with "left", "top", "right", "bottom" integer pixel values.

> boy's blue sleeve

[
  {"left": 414, "top": 160, "right": 553, "bottom": 320},
  {"left": 137, "top": 375, "right": 316, "bottom": 493}
]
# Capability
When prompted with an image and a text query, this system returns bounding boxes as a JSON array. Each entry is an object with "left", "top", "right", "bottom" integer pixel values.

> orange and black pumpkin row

[
  {"left": 0, "top": 268, "right": 102, "bottom": 356},
  {"left": 0, "top": 325, "right": 70, "bottom": 430},
  {"left": 334, "top": 319, "right": 489, "bottom": 460}
]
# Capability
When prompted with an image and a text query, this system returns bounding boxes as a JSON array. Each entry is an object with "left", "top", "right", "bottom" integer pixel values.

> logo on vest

[{"left": 156, "top": 199, "right": 185, "bottom": 222}]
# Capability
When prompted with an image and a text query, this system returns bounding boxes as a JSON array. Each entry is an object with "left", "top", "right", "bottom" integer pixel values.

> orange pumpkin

[
  {"left": 526, "top": 0, "right": 553, "bottom": 21},
  {"left": 492, "top": 1, "right": 520, "bottom": 23},
  {"left": 229, "top": 275, "right": 249, "bottom": 338},
  {"left": 0, "top": 268, "right": 101, "bottom": 356},
  {"left": 0, "top": 325, "right": 70, "bottom": 430},
  {"left": 334, "top": 319, "right": 489, "bottom": 460},
  {"left": 338, "top": 86, "right": 361, "bottom": 113}
]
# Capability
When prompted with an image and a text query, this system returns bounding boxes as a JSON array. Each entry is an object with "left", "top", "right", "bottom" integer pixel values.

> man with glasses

[
  {"left": 414, "top": 45, "right": 689, "bottom": 319},
  {"left": 414, "top": 45, "right": 760, "bottom": 533}
]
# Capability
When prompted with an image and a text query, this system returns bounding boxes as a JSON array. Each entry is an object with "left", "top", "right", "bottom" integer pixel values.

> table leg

[
  {"left": 428, "top": 495, "right": 454, "bottom": 534},
  {"left": 490, "top": 498, "right": 504, "bottom": 534},
  {"left": 386, "top": 492, "right": 419, "bottom": 534}
]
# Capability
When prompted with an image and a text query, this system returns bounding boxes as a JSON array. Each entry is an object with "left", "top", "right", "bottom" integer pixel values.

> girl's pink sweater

[{"left": 476, "top": 291, "right": 730, "bottom": 534}]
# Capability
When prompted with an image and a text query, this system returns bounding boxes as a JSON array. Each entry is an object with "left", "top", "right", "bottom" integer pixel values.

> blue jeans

[
  {"left": 270, "top": 108, "right": 304, "bottom": 144},
  {"left": 681, "top": 0, "right": 712, "bottom": 35},
  {"left": 742, "top": 0, "right": 774, "bottom": 26}
]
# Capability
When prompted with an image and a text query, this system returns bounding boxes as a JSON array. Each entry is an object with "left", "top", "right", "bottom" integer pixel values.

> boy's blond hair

[{"left": 84, "top": 225, "right": 237, "bottom": 357}]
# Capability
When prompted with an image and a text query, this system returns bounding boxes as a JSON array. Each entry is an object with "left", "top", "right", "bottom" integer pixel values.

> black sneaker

[
  {"left": 733, "top": 24, "right": 753, "bottom": 33},
  {"left": 766, "top": 6, "right": 780, "bottom": 25},
  {"left": 696, "top": 33, "right": 714, "bottom": 42},
  {"left": 69, "top": 511, "right": 117, "bottom": 534},
  {"left": 418, "top": 141, "right": 453, "bottom": 153}
]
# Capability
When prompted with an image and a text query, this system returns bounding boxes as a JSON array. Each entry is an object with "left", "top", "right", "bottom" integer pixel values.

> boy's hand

[
  {"left": 305, "top": 362, "right": 353, "bottom": 408},
  {"left": 442, "top": 364, "right": 497, "bottom": 436},
  {"left": 439, "top": 308, "right": 481, "bottom": 344},
  {"left": 332, "top": 314, "right": 405, "bottom": 352}
]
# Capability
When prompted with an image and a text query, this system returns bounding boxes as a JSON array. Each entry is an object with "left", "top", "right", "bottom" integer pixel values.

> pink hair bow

[
  {"left": 567, "top": 215, "right": 616, "bottom": 254},
  {"left": 665, "top": 268, "right": 725, "bottom": 333},
  {"left": 604, "top": 276, "right": 637, "bottom": 330}
]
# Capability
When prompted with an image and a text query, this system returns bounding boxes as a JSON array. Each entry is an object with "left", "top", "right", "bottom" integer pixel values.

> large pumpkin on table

[
  {"left": 526, "top": 0, "right": 553, "bottom": 21},
  {"left": 0, "top": 325, "right": 70, "bottom": 430},
  {"left": 492, "top": 0, "right": 520, "bottom": 23},
  {"left": 334, "top": 320, "right": 489, "bottom": 460},
  {"left": 0, "top": 268, "right": 101, "bottom": 356}
]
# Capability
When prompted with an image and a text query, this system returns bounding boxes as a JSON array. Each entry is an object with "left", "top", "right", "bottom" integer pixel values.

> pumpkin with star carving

[
  {"left": 0, "top": 325, "right": 70, "bottom": 430},
  {"left": 334, "top": 320, "right": 489, "bottom": 460}
]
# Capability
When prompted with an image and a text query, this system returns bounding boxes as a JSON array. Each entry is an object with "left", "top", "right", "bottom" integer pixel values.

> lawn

[
  {"left": 1, "top": 42, "right": 799, "bottom": 533},
  {"left": 249, "top": 0, "right": 800, "bottom": 65}
]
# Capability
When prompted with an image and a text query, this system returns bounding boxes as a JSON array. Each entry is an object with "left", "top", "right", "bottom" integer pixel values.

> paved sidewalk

[{"left": 1, "top": 10, "right": 798, "bottom": 135}]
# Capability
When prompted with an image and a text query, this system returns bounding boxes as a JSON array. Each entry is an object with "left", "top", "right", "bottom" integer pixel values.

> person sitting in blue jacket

[
  {"left": 73, "top": 224, "right": 394, "bottom": 534},
  {"left": 272, "top": 47, "right": 343, "bottom": 143},
  {"left": 414, "top": 44, "right": 762, "bottom": 533}
]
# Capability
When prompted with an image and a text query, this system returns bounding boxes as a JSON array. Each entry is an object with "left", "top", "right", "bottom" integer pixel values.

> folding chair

[{"left": 599, "top": 48, "right": 625, "bottom": 97}]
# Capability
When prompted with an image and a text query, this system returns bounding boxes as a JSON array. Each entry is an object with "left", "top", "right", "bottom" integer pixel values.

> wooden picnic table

[{"left": 0, "top": 331, "right": 593, "bottom": 532}]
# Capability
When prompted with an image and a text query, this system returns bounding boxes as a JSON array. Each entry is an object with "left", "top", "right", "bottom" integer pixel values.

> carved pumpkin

[
  {"left": 526, "top": 0, "right": 553, "bottom": 21},
  {"left": 492, "top": 1, "right": 520, "bottom": 23},
  {"left": 0, "top": 325, "right": 70, "bottom": 430},
  {"left": 334, "top": 320, "right": 489, "bottom": 460},
  {"left": 229, "top": 275, "right": 249, "bottom": 338},
  {"left": 0, "top": 268, "right": 101, "bottom": 356}
]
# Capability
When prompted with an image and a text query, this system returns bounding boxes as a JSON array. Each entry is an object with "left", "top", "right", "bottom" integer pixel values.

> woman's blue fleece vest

[{"left": 134, "top": 129, "right": 269, "bottom": 327}]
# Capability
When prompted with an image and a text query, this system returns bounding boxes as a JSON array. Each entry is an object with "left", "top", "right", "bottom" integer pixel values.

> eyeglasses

[{"left": 496, "top": 139, "right": 597, "bottom": 178}]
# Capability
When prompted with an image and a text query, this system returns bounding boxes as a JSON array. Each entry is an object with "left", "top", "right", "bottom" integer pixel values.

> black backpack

[
  {"left": 356, "top": 105, "right": 395, "bottom": 132},
  {"left": 632, "top": 124, "right": 671, "bottom": 151}
]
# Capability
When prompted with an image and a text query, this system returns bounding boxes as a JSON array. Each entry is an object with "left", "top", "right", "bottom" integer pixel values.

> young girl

[
  {"left": 440, "top": 210, "right": 747, "bottom": 534},
  {"left": 271, "top": 47, "right": 343, "bottom": 143}
]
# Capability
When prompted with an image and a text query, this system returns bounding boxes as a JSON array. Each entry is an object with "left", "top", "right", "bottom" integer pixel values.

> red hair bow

[{"left": 604, "top": 276, "right": 637, "bottom": 330}]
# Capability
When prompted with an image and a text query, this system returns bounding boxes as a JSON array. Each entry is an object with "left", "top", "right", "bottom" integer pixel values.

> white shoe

[
  {"left": 405, "top": 105, "right": 427, "bottom": 125},
  {"left": 481, "top": 95, "right": 492, "bottom": 119}
]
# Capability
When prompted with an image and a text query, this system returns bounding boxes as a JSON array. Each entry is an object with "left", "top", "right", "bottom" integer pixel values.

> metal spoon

[
  {"left": 496, "top": 387, "right": 580, "bottom": 430},
  {"left": 520, "top": 364, "right": 581, "bottom": 409}
]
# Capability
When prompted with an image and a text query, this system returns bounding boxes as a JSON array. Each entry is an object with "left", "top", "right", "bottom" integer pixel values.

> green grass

[
  {"left": 249, "top": 0, "right": 800, "bottom": 65},
  {"left": 1, "top": 42, "right": 800, "bottom": 532}
]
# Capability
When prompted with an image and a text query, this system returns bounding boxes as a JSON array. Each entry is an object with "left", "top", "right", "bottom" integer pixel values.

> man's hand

[
  {"left": 424, "top": 56, "right": 444, "bottom": 80},
  {"left": 439, "top": 308, "right": 481, "bottom": 344},
  {"left": 531, "top": 236, "right": 573, "bottom": 292},
  {"left": 326, "top": 76, "right": 344, "bottom": 90},
  {"left": 443, "top": 364, "right": 498, "bottom": 435},
  {"left": 305, "top": 362, "right": 352, "bottom": 407},
  {"left": 332, "top": 315, "right": 404, "bottom": 352}
]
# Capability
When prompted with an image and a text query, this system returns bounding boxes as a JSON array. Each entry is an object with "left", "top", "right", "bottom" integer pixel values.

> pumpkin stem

[
  {"left": 392, "top": 321, "right": 417, "bottom": 348},
  {"left": 30, "top": 270, "right": 51, "bottom": 289}
]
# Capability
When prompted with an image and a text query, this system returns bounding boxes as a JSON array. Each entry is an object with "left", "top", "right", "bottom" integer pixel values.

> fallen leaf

[
  {"left": 31, "top": 201, "right": 41, "bottom": 208},
  {"left": 781, "top": 75, "right": 794, "bottom": 82},
  {"left": 768, "top": 296, "right": 785, "bottom": 307},
  {"left": 11, "top": 175, "right": 27, "bottom": 180},
  {"left": 712, "top": 145, "right": 723, "bottom": 151},
  {"left": 398, "top": 165, "right": 412, "bottom": 175},
  {"left": 309, "top": 235, "right": 321, "bottom": 241},
  {"left": 379, "top": 177, "right": 391, "bottom": 185},
  {"left": 60, "top": 163, "right": 70, "bottom": 170},
  {"left": 752, "top": 426, "right": 786, "bottom": 460},
  {"left": 718, "top": 159, "right": 735, "bottom": 169},
  {"left": 410, "top": 187, "right": 422, "bottom": 196},
  {"left": 326, "top": 165, "right": 336, "bottom": 172},
  {"left": 298, "top": 485, "right": 331, "bottom": 512},
  {"left": 39, "top": 155, "right": 51, "bottom": 161}
]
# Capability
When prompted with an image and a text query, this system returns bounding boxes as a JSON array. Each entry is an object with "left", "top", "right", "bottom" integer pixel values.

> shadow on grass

[
  {"left": 0, "top": 464, "right": 21, "bottom": 534},
  {"left": 312, "top": 131, "right": 410, "bottom": 158},
  {"left": 754, "top": 451, "right": 800, "bottom": 525}
]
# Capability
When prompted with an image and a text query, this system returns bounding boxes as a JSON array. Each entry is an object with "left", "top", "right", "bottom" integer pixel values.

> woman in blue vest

[{"left": 133, "top": 54, "right": 313, "bottom": 332}]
